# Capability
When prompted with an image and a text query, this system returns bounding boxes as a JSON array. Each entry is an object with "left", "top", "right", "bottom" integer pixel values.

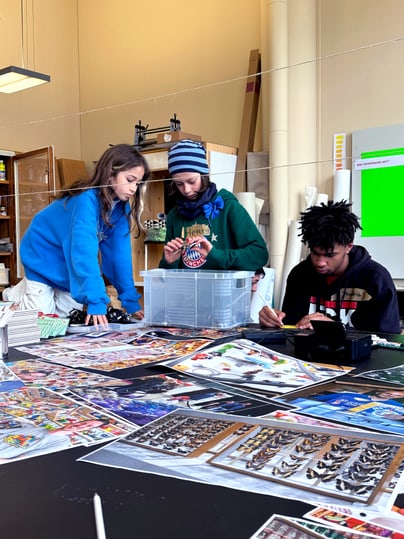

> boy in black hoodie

[{"left": 259, "top": 200, "right": 400, "bottom": 334}]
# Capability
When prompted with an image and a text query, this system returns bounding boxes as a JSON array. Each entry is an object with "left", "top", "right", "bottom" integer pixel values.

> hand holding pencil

[{"left": 257, "top": 293, "right": 285, "bottom": 328}]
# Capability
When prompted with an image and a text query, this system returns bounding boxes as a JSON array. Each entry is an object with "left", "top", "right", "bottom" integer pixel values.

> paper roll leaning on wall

[
  {"left": 315, "top": 193, "right": 328, "bottom": 206},
  {"left": 235, "top": 192, "right": 265, "bottom": 227},
  {"left": 278, "top": 220, "right": 303, "bottom": 308},
  {"left": 333, "top": 169, "right": 351, "bottom": 202},
  {"left": 235, "top": 192, "right": 257, "bottom": 224}
]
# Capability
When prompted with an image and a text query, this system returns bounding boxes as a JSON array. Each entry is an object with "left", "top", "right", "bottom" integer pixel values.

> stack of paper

[
  {"left": 0, "top": 236, "right": 13, "bottom": 252},
  {"left": 8, "top": 309, "right": 41, "bottom": 346}
]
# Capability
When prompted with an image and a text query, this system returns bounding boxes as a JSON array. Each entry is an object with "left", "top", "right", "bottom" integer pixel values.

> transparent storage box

[{"left": 141, "top": 269, "right": 253, "bottom": 329}]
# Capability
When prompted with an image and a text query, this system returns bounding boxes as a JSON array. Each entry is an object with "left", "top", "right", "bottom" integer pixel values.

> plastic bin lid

[{"left": 140, "top": 269, "right": 254, "bottom": 279}]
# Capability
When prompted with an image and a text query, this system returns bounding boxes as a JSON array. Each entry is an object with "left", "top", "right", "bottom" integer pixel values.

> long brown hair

[{"left": 56, "top": 144, "right": 151, "bottom": 237}]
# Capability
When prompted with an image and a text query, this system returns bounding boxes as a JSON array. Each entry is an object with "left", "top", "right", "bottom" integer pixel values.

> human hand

[
  {"left": 85, "top": 314, "right": 109, "bottom": 327},
  {"left": 258, "top": 306, "right": 285, "bottom": 328},
  {"left": 163, "top": 236, "right": 185, "bottom": 263},
  {"left": 295, "top": 312, "right": 332, "bottom": 330},
  {"left": 186, "top": 235, "right": 212, "bottom": 258},
  {"left": 131, "top": 310, "right": 144, "bottom": 320}
]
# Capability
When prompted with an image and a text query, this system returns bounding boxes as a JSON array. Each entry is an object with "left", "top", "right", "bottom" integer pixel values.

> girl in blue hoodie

[{"left": 16, "top": 144, "right": 150, "bottom": 325}]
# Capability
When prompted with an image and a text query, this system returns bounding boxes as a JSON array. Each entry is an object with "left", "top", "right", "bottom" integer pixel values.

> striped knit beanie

[{"left": 168, "top": 139, "right": 209, "bottom": 176}]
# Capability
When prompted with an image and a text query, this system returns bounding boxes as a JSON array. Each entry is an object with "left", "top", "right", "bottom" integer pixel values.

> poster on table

[
  {"left": 17, "top": 333, "right": 212, "bottom": 371},
  {"left": 7, "top": 358, "right": 132, "bottom": 390},
  {"left": 249, "top": 513, "right": 374, "bottom": 539},
  {"left": 166, "top": 339, "right": 350, "bottom": 395},
  {"left": 0, "top": 361, "right": 25, "bottom": 392},
  {"left": 0, "top": 386, "right": 135, "bottom": 465},
  {"left": 302, "top": 506, "right": 404, "bottom": 538},
  {"left": 272, "top": 381, "right": 404, "bottom": 436},
  {"left": 353, "top": 364, "right": 404, "bottom": 386},
  {"left": 79, "top": 409, "right": 404, "bottom": 514},
  {"left": 69, "top": 372, "right": 271, "bottom": 427}
]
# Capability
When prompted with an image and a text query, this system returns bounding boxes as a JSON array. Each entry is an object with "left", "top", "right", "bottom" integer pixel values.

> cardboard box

[
  {"left": 156, "top": 131, "right": 202, "bottom": 144},
  {"left": 141, "top": 269, "right": 253, "bottom": 329}
]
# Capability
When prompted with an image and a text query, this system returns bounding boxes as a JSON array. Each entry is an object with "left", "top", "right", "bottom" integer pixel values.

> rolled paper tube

[
  {"left": 305, "top": 185, "right": 318, "bottom": 209},
  {"left": 333, "top": 169, "right": 351, "bottom": 202},
  {"left": 315, "top": 193, "right": 328, "bottom": 206},
  {"left": 279, "top": 220, "right": 303, "bottom": 307},
  {"left": 235, "top": 192, "right": 256, "bottom": 223}
]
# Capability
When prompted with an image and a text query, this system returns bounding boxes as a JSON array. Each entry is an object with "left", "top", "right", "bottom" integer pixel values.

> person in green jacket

[{"left": 159, "top": 139, "right": 268, "bottom": 270}]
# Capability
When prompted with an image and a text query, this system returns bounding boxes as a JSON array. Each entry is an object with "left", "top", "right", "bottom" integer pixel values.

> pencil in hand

[
  {"left": 173, "top": 240, "right": 199, "bottom": 254},
  {"left": 256, "top": 291, "right": 284, "bottom": 327}
]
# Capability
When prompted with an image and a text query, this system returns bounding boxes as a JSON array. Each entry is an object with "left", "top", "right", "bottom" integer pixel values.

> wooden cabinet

[
  {"left": 132, "top": 142, "right": 238, "bottom": 284},
  {"left": 0, "top": 146, "right": 56, "bottom": 285},
  {"left": 0, "top": 149, "right": 15, "bottom": 289}
]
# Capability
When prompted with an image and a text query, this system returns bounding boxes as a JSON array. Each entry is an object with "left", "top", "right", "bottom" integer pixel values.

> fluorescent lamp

[{"left": 0, "top": 65, "right": 50, "bottom": 94}]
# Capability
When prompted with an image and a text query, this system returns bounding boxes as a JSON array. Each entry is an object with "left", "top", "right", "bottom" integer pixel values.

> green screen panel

[{"left": 361, "top": 148, "right": 404, "bottom": 237}]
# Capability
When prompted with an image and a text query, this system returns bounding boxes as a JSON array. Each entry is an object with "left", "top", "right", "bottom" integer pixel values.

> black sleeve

[
  {"left": 350, "top": 264, "right": 401, "bottom": 334},
  {"left": 281, "top": 264, "right": 313, "bottom": 325}
]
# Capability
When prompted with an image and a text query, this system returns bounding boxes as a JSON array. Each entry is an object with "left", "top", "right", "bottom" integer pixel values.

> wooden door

[{"left": 12, "top": 146, "right": 56, "bottom": 279}]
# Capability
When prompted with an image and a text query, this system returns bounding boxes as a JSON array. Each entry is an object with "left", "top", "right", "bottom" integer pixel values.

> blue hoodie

[{"left": 20, "top": 189, "right": 141, "bottom": 315}]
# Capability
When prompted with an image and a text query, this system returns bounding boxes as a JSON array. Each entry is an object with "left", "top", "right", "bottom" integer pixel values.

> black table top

[
  {"left": 1, "top": 332, "right": 404, "bottom": 538},
  {"left": 0, "top": 444, "right": 313, "bottom": 539}
]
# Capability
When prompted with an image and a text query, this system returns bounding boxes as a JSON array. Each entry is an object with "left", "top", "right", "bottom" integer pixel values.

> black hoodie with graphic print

[{"left": 282, "top": 245, "right": 400, "bottom": 333}]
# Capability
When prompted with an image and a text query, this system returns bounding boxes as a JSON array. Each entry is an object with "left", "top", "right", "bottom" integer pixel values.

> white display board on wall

[{"left": 352, "top": 123, "right": 404, "bottom": 280}]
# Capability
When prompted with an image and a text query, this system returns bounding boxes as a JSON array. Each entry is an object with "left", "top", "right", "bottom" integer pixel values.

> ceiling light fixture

[
  {"left": 0, "top": 65, "right": 50, "bottom": 94},
  {"left": 0, "top": 1, "right": 51, "bottom": 94}
]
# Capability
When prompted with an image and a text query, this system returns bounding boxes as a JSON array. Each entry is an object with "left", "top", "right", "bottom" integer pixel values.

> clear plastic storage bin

[{"left": 141, "top": 269, "right": 253, "bottom": 329}]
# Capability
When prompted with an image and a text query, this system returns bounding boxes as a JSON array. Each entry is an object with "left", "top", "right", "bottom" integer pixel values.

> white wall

[
  {"left": 1, "top": 0, "right": 404, "bottom": 237},
  {"left": 0, "top": 0, "right": 82, "bottom": 158},
  {"left": 76, "top": 0, "right": 263, "bottom": 162},
  {"left": 318, "top": 0, "right": 404, "bottom": 197}
]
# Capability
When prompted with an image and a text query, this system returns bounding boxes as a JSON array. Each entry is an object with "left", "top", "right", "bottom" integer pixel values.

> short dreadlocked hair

[{"left": 298, "top": 200, "right": 362, "bottom": 250}]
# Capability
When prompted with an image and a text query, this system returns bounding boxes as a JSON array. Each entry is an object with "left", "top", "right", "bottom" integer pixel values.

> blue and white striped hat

[{"left": 168, "top": 139, "right": 209, "bottom": 176}]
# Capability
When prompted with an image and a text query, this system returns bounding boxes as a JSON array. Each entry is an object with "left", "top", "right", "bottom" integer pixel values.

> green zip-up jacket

[{"left": 159, "top": 188, "right": 268, "bottom": 270}]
